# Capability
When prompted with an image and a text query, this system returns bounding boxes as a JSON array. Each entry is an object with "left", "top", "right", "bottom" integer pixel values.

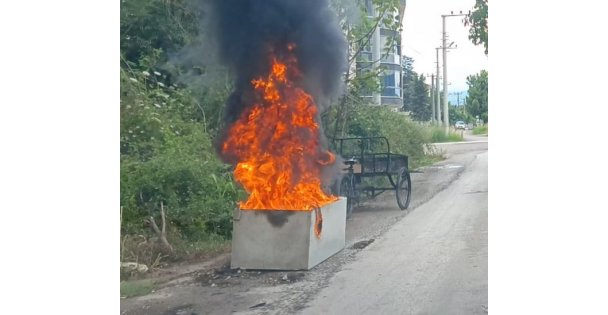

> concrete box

[{"left": 230, "top": 197, "right": 347, "bottom": 270}]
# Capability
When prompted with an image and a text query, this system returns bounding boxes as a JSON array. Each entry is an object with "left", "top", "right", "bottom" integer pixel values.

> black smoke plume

[{"left": 208, "top": 0, "right": 347, "bottom": 125}]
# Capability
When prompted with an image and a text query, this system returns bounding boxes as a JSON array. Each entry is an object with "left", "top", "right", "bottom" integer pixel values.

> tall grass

[
  {"left": 120, "top": 279, "right": 155, "bottom": 298},
  {"left": 472, "top": 125, "right": 488, "bottom": 135},
  {"left": 426, "top": 126, "right": 464, "bottom": 143}
]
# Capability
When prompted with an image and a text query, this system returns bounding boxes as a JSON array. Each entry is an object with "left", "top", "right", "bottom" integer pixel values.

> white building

[{"left": 357, "top": 0, "right": 406, "bottom": 109}]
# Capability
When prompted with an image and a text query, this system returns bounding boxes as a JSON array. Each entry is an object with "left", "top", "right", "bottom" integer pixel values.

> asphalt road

[{"left": 301, "top": 149, "right": 488, "bottom": 314}]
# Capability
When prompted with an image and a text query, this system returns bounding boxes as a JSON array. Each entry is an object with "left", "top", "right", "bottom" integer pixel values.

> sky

[{"left": 401, "top": 0, "right": 487, "bottom": 93}]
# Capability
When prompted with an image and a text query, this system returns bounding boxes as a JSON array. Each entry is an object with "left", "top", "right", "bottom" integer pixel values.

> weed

[
  {"left": 120, "top": 279, "right": 155, "bottom": 298},
  {"left": 427, "top": 126, "right": 463, "bottom": 143},
  {"left": 472, "top": 125, "right": 488, "bottom": 135}
]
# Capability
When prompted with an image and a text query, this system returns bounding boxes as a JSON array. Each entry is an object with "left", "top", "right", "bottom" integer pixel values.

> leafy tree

[
  {"left": 402, "top": 55, "right": 414, "bottom": 75},
  {"left": 327, "top": 0, "right": 404, "bottom": 138},
  {"left": 410, "top": 74, "right": 431, "bottom": 121},
  {"left": 465, "top": 70, "right": 488, "bottom": 123},
  {"left": 401, "top": 56, "right": 431, "bottom": 121},
  {"left": 464, "top": 0, "right": 488, "bottom": 55},
  {"left": 401, "top": 55, "right": 415, "bottom": 112},
  {"left": 120, "top": 0, "right": 199, "bottom": 65},
  {"left": 120, "top": 0, "right": 235, "bottom": 140},
  {"left": 449, "top": 104, "right": 472, "bottom": 124}
]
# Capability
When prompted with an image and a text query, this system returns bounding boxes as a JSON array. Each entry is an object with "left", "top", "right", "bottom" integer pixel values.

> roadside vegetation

[
  {"left": 472, "top": 125, "right": 488, "bottom": 135},
  {"left": 120, "top": 0, "right": 444, "bottom": 279},
  {"left": 427, "top": 126, "right": 464, "bottom": 143},
  {"left": 330, "top": 104, "right": 443, "bottom": 170},
  {"left": 120, "top": 279, "right": 156, "bottom": 298}
]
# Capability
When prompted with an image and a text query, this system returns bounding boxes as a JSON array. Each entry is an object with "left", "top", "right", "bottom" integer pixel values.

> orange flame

[{"left": 222, "top": 46, "right": 337, "bottom": 211}]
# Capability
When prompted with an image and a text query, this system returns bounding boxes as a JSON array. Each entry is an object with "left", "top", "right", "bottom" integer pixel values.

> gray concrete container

[{"left": 230, "top": 197, "right": 346, "bottom": 270}]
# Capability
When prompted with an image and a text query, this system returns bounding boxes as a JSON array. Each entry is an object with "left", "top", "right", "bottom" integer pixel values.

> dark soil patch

[
  {"left": 194, "top": 264, "right": 308, "bottom": 288},
  {"left": 350, "top": 239, "right": 375, "bottom": 249}
]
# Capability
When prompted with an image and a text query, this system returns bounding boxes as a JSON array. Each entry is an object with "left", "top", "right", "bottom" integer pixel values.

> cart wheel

[
  {"left": 339, "top": 175, "right": 354, "bottom": 218},
  {"left": 396, "top": 167, "right": 411, "bottom": 210}
]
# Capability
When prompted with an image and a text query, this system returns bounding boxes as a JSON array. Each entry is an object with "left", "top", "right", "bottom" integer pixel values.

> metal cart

[{"left": 331, "top": 136, "right": 412, "bottom": 217}]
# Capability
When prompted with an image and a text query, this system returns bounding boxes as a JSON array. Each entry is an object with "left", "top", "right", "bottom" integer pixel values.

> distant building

[{"left": 357, "top": 0, "right": 406, "bottom": 109}]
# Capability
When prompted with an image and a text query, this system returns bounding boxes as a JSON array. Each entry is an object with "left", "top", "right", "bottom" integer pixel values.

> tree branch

[
  {"left": 348, "top": 6, "right": 390, "bottom": 65},
  {"left": 145, "top": 202, "right": 174, "bottom": 253}
]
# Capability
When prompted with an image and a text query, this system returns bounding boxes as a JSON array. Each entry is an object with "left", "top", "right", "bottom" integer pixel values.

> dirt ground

[{"left": 120, "top": 141, "right": 487, "bottom": 315}]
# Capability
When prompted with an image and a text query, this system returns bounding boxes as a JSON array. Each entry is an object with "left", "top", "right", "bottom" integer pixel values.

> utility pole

[
  {"left": 435, "top": 47, "right": 441, "bottom": 125},
  {"left": 436, "top": 44, "right": 455, "bottom": 125},
  {"left": 441, "top": 11, "right": 468, "bottom": 134},
  {"left": 430, "top": 74, "right": 435, "bottom": 124},
  {"left": 442, "top": 15, "right": 448, "bottom": 134}
]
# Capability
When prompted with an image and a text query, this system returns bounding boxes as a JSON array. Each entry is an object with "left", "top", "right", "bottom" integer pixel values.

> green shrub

[
  {"left": 472, "top": 125, "right": 488, "bottom": 135},
  {"left": 120, "top": 0, "right": 242, "bottom": 267},
  {"left": 342, "top": 105, "right": 440, "bottom": 169},
  {"left": 428, "top": 126, "right": 464, "bottom": 143},
  {"left": 120, "top": 0, "right": 199, "bottom": 65},
  {"left": 120, "top": 279, "right": 155, "bottom": 298},
  {"left": 120, "top": 67, "right": 244, "bottom": 245}
]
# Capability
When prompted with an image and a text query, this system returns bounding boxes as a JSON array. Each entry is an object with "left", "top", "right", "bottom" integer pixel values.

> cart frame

[{"left": 331, "top": 136, "right": 412, "bottom": 217}]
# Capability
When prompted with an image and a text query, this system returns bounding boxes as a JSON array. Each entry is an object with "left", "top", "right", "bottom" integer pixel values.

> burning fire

[{"left": 222, "top": 44, "right": 338, "bottom": 211}]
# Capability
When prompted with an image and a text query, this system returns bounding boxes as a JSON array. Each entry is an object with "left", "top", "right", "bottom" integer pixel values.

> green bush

[
  {"left": 120, "top": 0, "right": 243, "bottom": 267},
  {"left": 120, "top": 279, "right": 156, "bottom": 298},
  {"left": 120, "top": 0, "right": 199, "bottom": 65},
  {"left": 120, "top": 67, "right": 244, "bottom": 243},
  {"left": 472, "top": 125, "right": 488, "bottom": 135},
  {"left": 428, "top": 126, "right": 464, "bottom": 143},
  {"left": 342, "top": 105, "right": 440, "bottom": 169}
]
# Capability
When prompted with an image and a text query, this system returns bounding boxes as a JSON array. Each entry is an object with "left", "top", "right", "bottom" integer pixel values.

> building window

[
  {"left": 382, "top": 87, "right": 402, "bottom": 97},
  {"left": 382, "top": 70, "right": 402, "bottom": 98},
  {"left": 380, "top": 36, "right": 400, "bottom": 64}
]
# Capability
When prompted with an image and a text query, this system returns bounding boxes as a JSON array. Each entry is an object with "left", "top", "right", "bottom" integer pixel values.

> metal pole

[
  {"left": 430, "top": 74, "right": 435, "bottom": 124},
  {"left": 435, "top": 48, "right": 441, "bottom": 125},
  {"left": 442, "top": 15, "right": 449, "bottom": 135}
]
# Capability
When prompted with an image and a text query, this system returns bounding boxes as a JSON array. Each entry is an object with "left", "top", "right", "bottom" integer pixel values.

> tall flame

[{"left": 222, "top": 45, "right": 337, "bottom": 211}]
